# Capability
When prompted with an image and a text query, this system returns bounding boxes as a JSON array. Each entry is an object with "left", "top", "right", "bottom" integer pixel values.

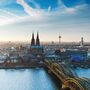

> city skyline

[{"left": 0, "top": 0, "right": 90, "bottom": 42}]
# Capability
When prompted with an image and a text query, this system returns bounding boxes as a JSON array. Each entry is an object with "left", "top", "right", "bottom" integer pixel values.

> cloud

[
  {"left": 0, "top": 0, "right": 90, "bottom": 26},
  {"left": 16, "top": 0, "right": 77, "bottom": 18},
  {"left": 48, "top": 6, "right": 51, "bottom": 12},
  {"left": 0, "top": 0, "right": 90, "bottom": 42},
  {"left": 16, "top": 0, "right": 44, "bottom": 19},
  {"left": 27, "top": 0, "right": 40, "bottom": 9},
  {"left": 0, "top": 9, "right": 25, "bottom": 26},
  {"left": 14, "top": 0, "right": 90, "bottom": 28},
  {"left": 57, "top": 0, "right": 77, "bottom": 14},
  {"left": 16, "top": 0, "right": 90, "bottom": 18},
  {"left": 65, "top": 4, "right": 90, "bottom": 16}
]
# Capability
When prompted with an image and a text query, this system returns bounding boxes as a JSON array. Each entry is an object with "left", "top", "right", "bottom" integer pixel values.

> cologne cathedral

[{"left": 30, "top": 32, "right": 44, "bottom": 61}]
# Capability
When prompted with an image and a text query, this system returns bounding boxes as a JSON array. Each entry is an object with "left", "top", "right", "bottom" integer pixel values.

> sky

[{"left": 0, "top": 0, "right": 90, "bottom": 42}]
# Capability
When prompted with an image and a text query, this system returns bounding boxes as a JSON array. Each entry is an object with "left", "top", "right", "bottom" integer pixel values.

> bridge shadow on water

[
  {"left": 44, "top": 67, "right": 72, "bottom": 90},
  {"left": 45, "top": 67, "right": 62, "bottom": 90}
]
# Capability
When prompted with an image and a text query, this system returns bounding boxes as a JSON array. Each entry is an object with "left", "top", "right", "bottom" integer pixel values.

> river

[
  {"left": 75, "top": 68, "right": 90, "bottom": 78},
  {"left": 0, "top": 68, "right": 90, "bottom": 90},
  {"left": 0, "top": 68, "right": 58, "bottom": 90}
]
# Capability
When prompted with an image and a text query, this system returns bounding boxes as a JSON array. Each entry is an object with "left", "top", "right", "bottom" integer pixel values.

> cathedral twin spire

[{"left": 31, "top": 32, "right": 40, "bottom": 46}]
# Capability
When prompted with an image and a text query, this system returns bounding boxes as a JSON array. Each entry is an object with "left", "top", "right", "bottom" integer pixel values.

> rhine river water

[
  {"left": 0, "top": 68, "right": 90, "bottom": 90},
  {"left": 0, "top": 68, "right": 58, "bottom": 90}
]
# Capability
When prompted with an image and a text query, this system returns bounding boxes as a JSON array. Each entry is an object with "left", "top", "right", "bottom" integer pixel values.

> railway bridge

[{"left": 45, "top": 60, "right": 90, "bottom": 90}]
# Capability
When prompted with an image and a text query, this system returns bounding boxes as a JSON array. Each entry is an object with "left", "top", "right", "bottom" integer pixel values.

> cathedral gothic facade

[{"left": 30, "top": 32, "right": 44, "bottom": 61}]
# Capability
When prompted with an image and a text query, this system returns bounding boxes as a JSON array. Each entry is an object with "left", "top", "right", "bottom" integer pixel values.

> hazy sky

[{"left": 0, "top": 0, "right": 90, "bottom": 42}]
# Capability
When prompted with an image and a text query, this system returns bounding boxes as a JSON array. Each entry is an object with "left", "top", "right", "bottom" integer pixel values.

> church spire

[
  {"left": 31, "top": 32, "right": 35, "bottom": 46},
  {"left": 36, "top": 32, "right": 40, "bottom": 46}
]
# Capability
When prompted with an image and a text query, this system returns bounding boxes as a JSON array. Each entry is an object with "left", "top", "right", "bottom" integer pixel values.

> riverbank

[{"left": 0, "top": 62, "right": 46, "bottom": 69}]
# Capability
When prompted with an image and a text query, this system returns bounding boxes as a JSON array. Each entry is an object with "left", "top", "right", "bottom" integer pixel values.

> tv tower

[
  {"left": 80, "top": 37, "right": 84, "bottom": 47},
  {"left": 59, "top": 33, "right": 61, "bottom": 46}
]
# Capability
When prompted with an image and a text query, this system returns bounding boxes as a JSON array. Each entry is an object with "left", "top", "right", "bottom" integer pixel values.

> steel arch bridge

[{"left": 45, "top": 60, "right": 90, "bottom": 90}]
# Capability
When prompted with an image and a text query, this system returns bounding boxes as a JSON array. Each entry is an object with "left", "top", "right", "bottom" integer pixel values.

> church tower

[
  {"left": 31, "top": 33, "right": 35, "bottom": 46},
  {"left": 30, "top": 32, "right": 44, "bottom": 61},
  {"left": 36, "top": 32, "right": 40, "bottom": 46}
]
